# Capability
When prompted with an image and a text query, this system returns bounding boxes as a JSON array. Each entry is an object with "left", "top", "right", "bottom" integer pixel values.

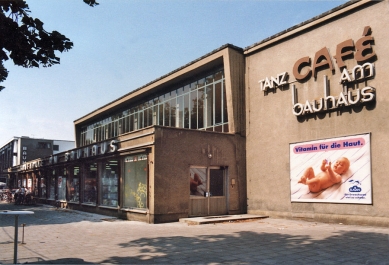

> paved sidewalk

[{"left": 1, "top": 202, "right": 389, "bottom": 264}]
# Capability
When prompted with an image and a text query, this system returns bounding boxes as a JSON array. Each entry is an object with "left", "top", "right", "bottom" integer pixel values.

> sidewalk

[{"left": 1, "top": 202, "right": 389, "bottom": 264}]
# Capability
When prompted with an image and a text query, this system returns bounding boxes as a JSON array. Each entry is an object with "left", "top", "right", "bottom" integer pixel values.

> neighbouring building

[
  {"left": 0, "top": 137, "right": 74, "bottom": 187},
  {"left": 244, "top": 0, "right": 389, "bottom": 226},
  {"left": 7, "top": 0, "right": 389, "bottom": 226}
]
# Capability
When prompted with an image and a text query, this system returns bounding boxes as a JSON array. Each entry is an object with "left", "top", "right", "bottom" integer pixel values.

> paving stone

[{"left": 1, "top": 202, "right": 389, "bottom": 264}]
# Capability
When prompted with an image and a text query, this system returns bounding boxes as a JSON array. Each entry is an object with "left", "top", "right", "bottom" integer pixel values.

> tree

[{"left": 0, "top": 0, "right": 98, "bottom": 92}]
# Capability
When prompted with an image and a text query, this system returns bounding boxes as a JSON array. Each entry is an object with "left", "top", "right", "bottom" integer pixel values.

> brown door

[{"left": 189, "top": 167, "right": 227, "bottom": 217}]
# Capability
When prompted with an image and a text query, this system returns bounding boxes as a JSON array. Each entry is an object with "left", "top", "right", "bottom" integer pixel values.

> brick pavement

[{"left": 1, "top": 202, "right": 389, "bottom": 264}]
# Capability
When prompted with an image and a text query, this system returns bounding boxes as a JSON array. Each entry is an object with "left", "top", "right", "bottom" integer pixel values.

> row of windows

[
  {"left": 28, "top": 155, "right": 147, "bottom": 209},
  {"left": 79, "top": 69, "right": 228, "bottom": 146}
]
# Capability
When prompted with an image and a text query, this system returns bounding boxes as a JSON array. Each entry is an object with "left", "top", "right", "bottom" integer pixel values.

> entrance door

[{"left": 189, "top": 167, "right": 227, "bottom": 217}]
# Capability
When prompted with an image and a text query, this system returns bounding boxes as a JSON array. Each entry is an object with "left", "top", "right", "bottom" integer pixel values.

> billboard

[{"left": 290, "top": 133, "right": 371, "bottom": 204}]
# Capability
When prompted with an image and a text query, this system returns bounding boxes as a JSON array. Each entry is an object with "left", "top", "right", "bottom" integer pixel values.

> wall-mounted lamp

[
  {"left": 207, "top": 153, "right": 212, "bottom": 159},
  {"left": 231, "top": 178, "right": 236, "bottom": 188}
]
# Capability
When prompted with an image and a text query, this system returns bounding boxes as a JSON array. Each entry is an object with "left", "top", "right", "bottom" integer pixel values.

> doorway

[{"left": 189, "top": 166, "right": 227, "bottom": 217}]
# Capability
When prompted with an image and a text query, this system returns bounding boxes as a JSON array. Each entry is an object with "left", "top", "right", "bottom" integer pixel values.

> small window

[
  {"left": 37, "top": 142, "right": 51, "bottom": 149},
  {"left": 53, "top": 145, "right": 59, "bottom": 151}
]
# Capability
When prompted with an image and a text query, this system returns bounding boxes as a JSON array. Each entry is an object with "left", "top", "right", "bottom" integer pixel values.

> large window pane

[
  {"left": 190, "top": 90, "right": 197, "bottom": 129},
  {"left": 123, "top": 154, "right": 148, "bottom": 209},
  {"left": 177, "top": 95, "right": 184, "bottom": 128},
  {"left": 206, "top": 84, "right": 214, "bottom": 129},
  {"left": 58, "top": 176, "right": 66, "bottom": 201},
  {"left": 209, "top": 169, "right": 224, "bottom": 196},
  {"left": 198, "top": 87, "right": 204, "bottom": 129},
  {"left": 170, "top": 98, "right": 176, "bottom": 127},
  {"left": 190, "top": 168, "right": 207, "bottom": 196},
  {"left": 184, "top": 93, "right": 190, "bottom": 128},
  {"left": 101, "top": 160, "right": 119, "bottom": 207},
  {"left": 223, "top": 80, "right": 228, "bottom": 125},
  {"left": 40, "top": 177, "right": 46, "bottom": 198},
  {"left": 158, "top": 103, "right": 164, "bottom": 126},
  {"left": 69, "top": 166, "right": 80, "bottom": 202},
  {"left": 164, "top": 101, "right": 170, "bottom": 126},
  {"left": 215, "top": 82, "right": 222, "bottom": 124},
  {"left": 49, "top": 174, "right": 55, "bottom": 200},
  {"left": 84, "top": 163, "right": 97, "bottom": 204},
  {"left": 138, "top": 109, "right": 144, "bottom": 129}
]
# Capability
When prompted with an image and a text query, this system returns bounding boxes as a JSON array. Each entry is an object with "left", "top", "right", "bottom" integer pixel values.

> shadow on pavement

[
  {"left": 95, "top": 230, "right": 389, "bottom": 264},
  {"left": 22, "top": 258, "right": 94, "bottom": 264},
  {"left": 0, "top": 202, "right": 112, "bottom": 227}
]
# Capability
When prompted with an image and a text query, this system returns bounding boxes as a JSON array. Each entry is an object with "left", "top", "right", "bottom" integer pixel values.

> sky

[{"left": 0, "top": 0, "right": 347, "bottom": 146}]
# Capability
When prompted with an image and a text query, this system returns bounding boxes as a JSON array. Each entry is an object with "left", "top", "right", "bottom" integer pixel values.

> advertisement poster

[
  {"left": 190, "top": 168, "right": 207, "bottom": 196},
  {"left": 290, "top": 133, "right": 372, "bottom": 204}
]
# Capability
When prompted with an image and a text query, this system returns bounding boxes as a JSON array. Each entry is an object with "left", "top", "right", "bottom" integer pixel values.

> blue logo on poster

[{"left": 349, "top": 186, "right": 362, "bottom": 192}]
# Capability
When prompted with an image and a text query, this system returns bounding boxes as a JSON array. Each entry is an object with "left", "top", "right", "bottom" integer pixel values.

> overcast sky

[{"left": 0, "top": 0, "right": 347, "bottom": 146}]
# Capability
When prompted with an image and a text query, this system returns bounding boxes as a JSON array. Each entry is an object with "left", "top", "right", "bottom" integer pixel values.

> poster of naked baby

[{"left": 290, "top": 133, "right": 372, "bottom": 204}]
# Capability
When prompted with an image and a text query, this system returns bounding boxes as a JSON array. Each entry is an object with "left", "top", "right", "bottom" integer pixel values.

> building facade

[
  {"left": 0, "top": 137, "right": 74, "bottom": 186},
  {"left": 8, "top": 45, "right": 247, "bottom": 223},
  {"left": 244, "top": 0, "right": 389, "bottom": 226},
  {"left": 8, "top": 0, "right": 389, "bottom": 226}
]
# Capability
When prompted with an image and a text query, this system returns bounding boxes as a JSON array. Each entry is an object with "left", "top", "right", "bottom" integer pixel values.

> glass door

[{"left": 189, "top": 166, "right": 227, "bottom": 216}]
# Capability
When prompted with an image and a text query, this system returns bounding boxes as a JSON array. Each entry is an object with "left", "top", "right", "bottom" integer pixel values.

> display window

[
  {"left": 100, "top": 160, "right": 119, "bottom": 207},
  {"left": 84, "top": 162, "right": 97, "bottom": 204},
  {"left": 123, "top": 154, "right": 147, "bottom": 209},
  {"left": 69, "top": 166, "right": 80, "bottom": 202},
  {"left": 40, "top": 177, "right": 46, "bottom": 198},
  {"left": 57, "top": 168, "right": 67, "bottom": 201},
  {"left": 48, "top": 170, "right": 56, "bottom": 200}
]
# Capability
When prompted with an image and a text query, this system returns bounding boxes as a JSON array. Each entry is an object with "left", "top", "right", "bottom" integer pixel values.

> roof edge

[
  {"left": 74, "top": 44, "right": 243, "bottom": 124},
  {"left": 244, "top": 0, "right": 373, "bottom": 55}
]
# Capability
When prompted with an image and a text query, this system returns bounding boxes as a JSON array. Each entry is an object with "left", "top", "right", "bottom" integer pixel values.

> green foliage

[
  {"left": 83, "top": 0, "right": 99, "bottom": 7},
  {"left": 0, "top": 0, "right": 98, "bottom": 91}
]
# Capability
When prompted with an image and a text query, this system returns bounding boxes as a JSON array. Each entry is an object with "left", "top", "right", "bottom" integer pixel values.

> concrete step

[{"left": 179, "top": 214, "right": 269, "bottom": 225}]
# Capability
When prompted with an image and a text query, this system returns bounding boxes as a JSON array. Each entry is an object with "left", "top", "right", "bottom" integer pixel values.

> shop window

[
  {"left": 84, "top": 163, "right": 97, "bottom": 204},
  {"left": 69, "top": 166, "right": 80, "bottom": 202},
  {"left": 49, "top": 175, "right": 55, "bottom": 200},
  {"left": 57, "top": 176, "right": 66, "bottom": 201},
  {"left": 100, "top": 160, "right": 119, "bottom": 207},
  {"left": 123, "top": 154, "right": 147, "bottom": 209},
  {"left": 40, "top": 177, "right": 46, "bottom": 198},
  {"left": 57, "top": 168, "right": 67, "bottom": 201}
]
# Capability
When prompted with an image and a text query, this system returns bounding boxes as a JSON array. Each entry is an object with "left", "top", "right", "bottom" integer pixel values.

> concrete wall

[
  {"left": 245, "top": 1, "right": 389, "bottom": 226},
  {"left": 153, "top": 126, "right": 246, "bottom": 223}
]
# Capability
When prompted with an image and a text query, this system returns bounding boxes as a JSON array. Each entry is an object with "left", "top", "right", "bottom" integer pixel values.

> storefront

[
  {"left": 9, "top": 45, "right": 247, "bottom": 223},
  {"left": 244, "top": 0, "right": 389, "bottom": 226}
]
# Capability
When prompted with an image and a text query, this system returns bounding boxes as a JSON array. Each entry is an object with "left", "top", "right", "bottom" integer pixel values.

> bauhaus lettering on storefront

[{"left": 7, "top": 1, "right": 389, "bottom": 226}]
